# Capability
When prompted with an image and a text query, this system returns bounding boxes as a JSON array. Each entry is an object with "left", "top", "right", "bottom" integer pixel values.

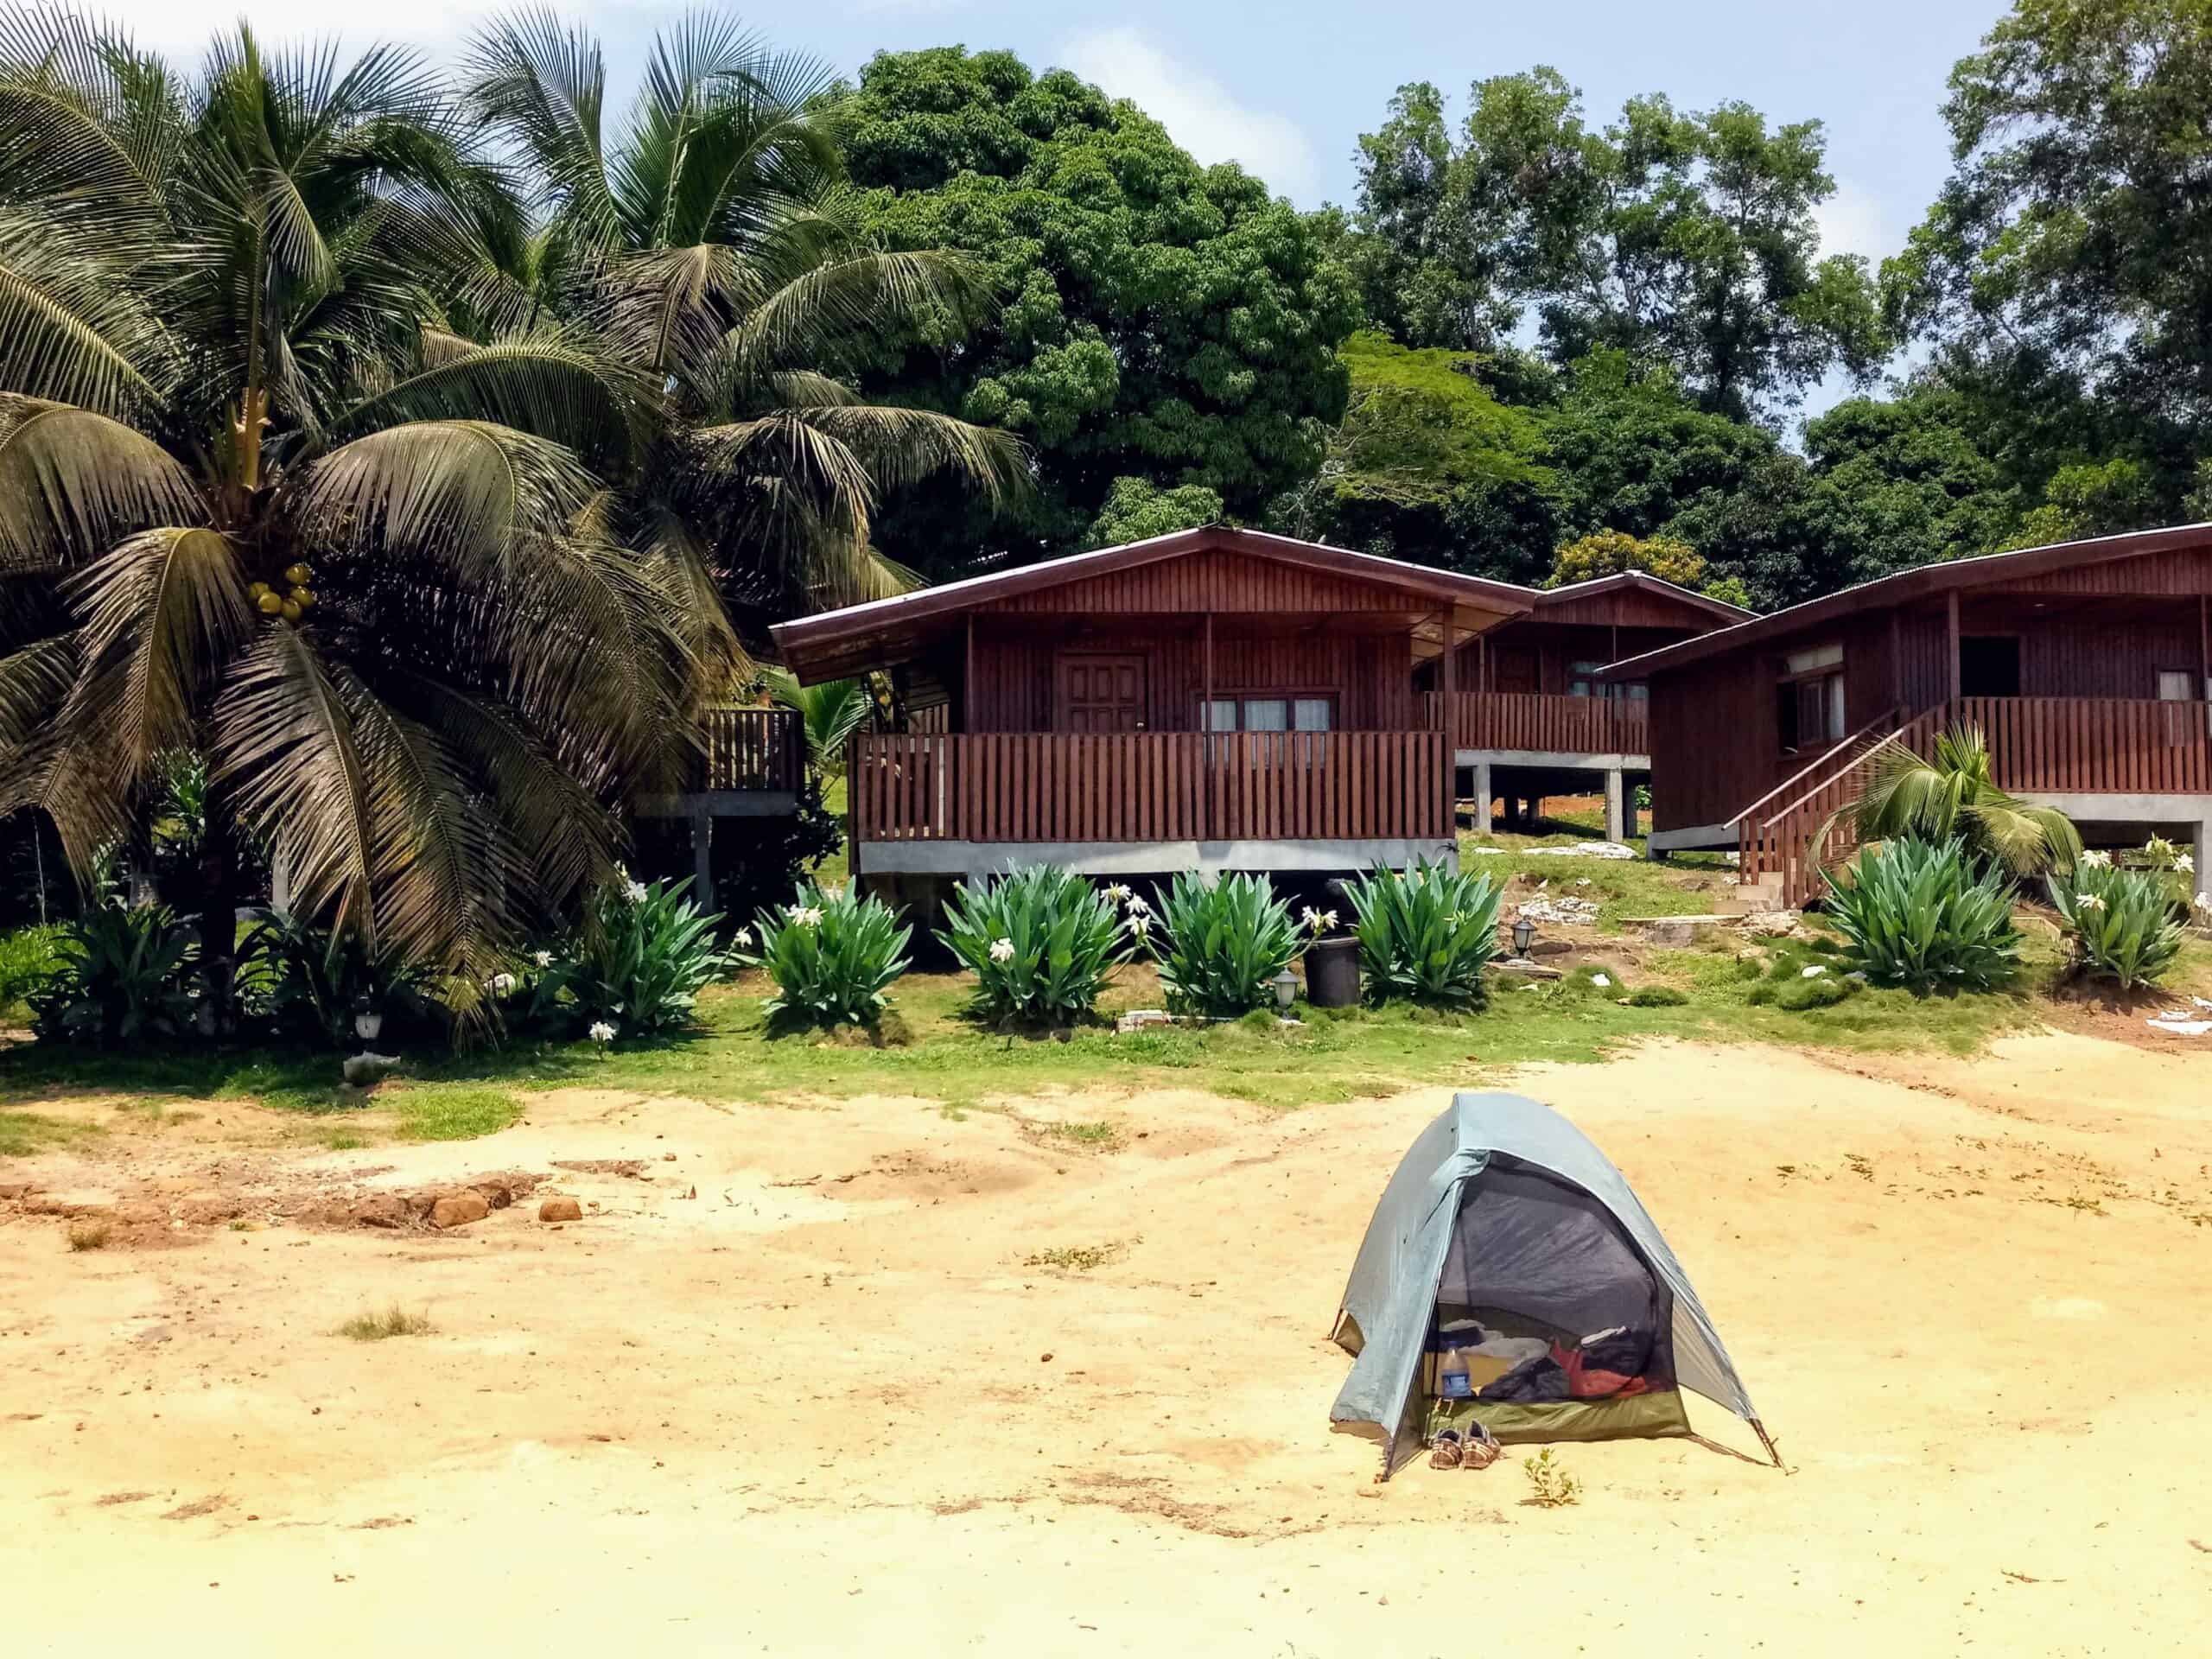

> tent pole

[{"left": 1751, "top": 1419, "right": 1783, "bottom": 1470}]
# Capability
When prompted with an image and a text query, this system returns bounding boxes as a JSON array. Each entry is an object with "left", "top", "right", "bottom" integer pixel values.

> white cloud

[
  {"left": 1812, "top": 181, "right": 1897, "bottom": 267},
  {"left": 1059, "top": 26, "right": 1320, "bottom": 203}
]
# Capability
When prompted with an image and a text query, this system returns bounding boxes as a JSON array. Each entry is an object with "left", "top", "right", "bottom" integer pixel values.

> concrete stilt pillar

[
  {"left": 690, "top": 809, "right": 714, "bottom": 901},
  {"left": 2195, "top": 817, "right": 2212, "bottom": 906},
  {"left": 1471, "top": 761, "right": 1493, "bottom": 836},
  {"left": 1604, "top": 769, "right": 1626, "bottom": 843}
]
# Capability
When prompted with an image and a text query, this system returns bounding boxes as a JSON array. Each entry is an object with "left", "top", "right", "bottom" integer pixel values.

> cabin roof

[
  {"left": 770, "top": 525, "right": 1535, "bottom": 683},
  {"left": 1596, "top": 522, "right": 2212, "bottom": 681},
  {"left": 1523, "top": 570, "right": 1755, "bottom": 626}
]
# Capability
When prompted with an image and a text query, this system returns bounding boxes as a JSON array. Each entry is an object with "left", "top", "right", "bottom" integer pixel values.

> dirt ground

[{"left": 3, "top": 1033, "right": 2209, "bottom": 1656}]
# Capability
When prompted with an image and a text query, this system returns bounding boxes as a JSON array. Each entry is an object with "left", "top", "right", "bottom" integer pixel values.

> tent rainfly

[{"left": 1331, "top": 1091, "right": 1776, "bottom": 1476}]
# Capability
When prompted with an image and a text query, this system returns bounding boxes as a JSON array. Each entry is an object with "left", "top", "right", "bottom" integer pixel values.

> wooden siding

[
  {"left": 974, "top": 547, "right": 1423, "bottom": 616},
  {"left": 851, "top": 731, "right": 1451, "bottom": 843},
  {"left": 1446, "top": 622, "right": 1692, "bottom": 692},
  {"left": 963, "top": 625, "right": 1415, "bottom": 734},
  {"left": 1534, "top": 590, "right": 1732, "bottom": 629},
  {"left": 697, "top": 708, "right": 803, "bottom": 791},
  {"left": 1980, "top": 545, "right": 2212, "bottom": 598}
]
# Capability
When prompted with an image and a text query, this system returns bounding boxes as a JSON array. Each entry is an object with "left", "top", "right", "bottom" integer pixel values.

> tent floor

[{"left": 1426, "top": 1389, "right": 1691, "bottom": 1446}]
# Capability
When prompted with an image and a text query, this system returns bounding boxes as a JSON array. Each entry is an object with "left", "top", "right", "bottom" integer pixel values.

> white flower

[
  {"left": 1125, "top": 895, "right": 1151, "bottom": 917},
  {"left": 588, "top": 1020, "right": 616, "bottom": 1046},
  {"left": 1105, "top": 883, "right": 1132, "bottom": 904},
  {"left": 801, "top": 906, "right": 823, "bottom": 928},
  {"left": 732, "top": 926, "right": 753, "bottom": 948},
  {"left": 2077, "top": 893, "right": 2107, "bottom": 913},
  {"left": 1300, "top": 906, "right": 1338, "bottom": 935},
  {"left": 2178, "top": 853, "right": 2196, "bottom": 874},
  {"left": 988, "top": 938, "right": 1015, "bottom": 963},
  {"left": 623, "top": 880, "right": 647, "bottom": 904},
  {"left": 822, "top": 882, "right": 845, "bottom": 899},
  {"left": 1590, "top": 973, "right": 1611, "bottom": 988},
  {"left": 488, "top": 972, "right": 516, "bottom": 995},
  {"left": 531, "top": 950, "right": 553, "bottom": 969},
  {"left": 2079, "top": 849, "right": 2112, "bottom": 868},
  {"left": 1128, "top": 914, "right": 1151, "bottom": 937},
  {"left": 2196, "top": 892, "right": 2211, "bottom": 913}
]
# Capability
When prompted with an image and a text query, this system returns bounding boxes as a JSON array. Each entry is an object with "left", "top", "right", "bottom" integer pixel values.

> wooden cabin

[
  {"left": 1601, "top": 525, "right": 2212, "bottom": 905},
  {"left": 770, "top": 527, "right": 1530, "bottom": 894},
  {"left": 1421, "top": 573, "right": 1751, "bottom": 839}
]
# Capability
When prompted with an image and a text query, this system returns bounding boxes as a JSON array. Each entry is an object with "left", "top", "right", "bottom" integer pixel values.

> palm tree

[
  {"left": 1825, "top": 725, "right": 2083, "bottom": 879},
  {"left": 0, "top": 10, "right": 695, "bottom": 1023},
  {"left": 463, "top": 10, "right": 1027, "bottom": 654},
  {"left": 763, "top": 668, "right": 869, "bottom": 780}
]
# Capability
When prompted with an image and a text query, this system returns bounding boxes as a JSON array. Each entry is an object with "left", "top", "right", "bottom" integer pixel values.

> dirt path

[{"left": 3, "top": 1035, "right": 2209, "bottom": 1654}]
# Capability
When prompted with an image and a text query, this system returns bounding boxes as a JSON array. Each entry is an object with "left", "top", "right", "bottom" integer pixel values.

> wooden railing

[
  {"left": 1424, "top": 692, "right": 1649, "bottom": 757},
  {"left": 1738, "top": 696, "right": 2212, "bottom": 906},
  {"left": 851, "top": 730, "right": 1451, "bottom": 844},
  {"left": 1964, "top": 696, "right": 2210, "bottom": 795},
  {"left": 700, "top": 707, "right": 804, "bottom": 792}
]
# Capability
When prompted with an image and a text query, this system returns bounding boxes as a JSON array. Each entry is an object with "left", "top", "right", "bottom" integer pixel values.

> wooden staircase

[{"left": 1728, "top": 703, "right": 1952, "bottom": 909}]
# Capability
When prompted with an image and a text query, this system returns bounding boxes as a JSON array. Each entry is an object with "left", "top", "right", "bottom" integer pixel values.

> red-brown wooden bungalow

[
  {"left": 1599, "top": 524, "right": 2212, "bottom": 906},
  {"left": 1421, "top": 572, "right": 1751, "bottom": 839},
  {"left": 770, "top": 527, "right": 1535, "bottom": 896}
]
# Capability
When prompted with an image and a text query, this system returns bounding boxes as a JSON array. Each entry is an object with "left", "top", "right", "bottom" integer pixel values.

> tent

[{"left": 1330, "top": 1091, "right": 1775, "bottom": 1475}]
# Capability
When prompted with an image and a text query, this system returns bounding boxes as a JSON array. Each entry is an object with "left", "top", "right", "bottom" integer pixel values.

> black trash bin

[{"left": 1304, "top": 936, "right": 1362, "bottom": 1007}]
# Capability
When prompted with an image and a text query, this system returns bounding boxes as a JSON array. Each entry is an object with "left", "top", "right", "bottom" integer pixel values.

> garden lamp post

[
  {"left": 1511, "top": 916, "right": 1535, "bottom": 957},
  {"left": 353, "top": 998, "right": 384, "bottom": 1044},
  {"left": 1272, "top": 968, "right": 1298, "bottom": 1013}
]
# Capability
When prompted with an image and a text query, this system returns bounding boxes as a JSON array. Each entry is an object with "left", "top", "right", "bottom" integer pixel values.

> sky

[{"left": 105, "top": 0, "right": 2006, "bottom": 413}]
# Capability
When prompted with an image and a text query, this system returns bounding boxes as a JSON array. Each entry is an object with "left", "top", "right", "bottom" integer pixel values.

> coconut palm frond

[
  {"left": 285, "top": 418, "right": 596, "bottom": 574},
  {"left": 464, "top": 7, "right": 621, "bottom": 251},
  {"left": 0, "top": 632, "right": 75, "bottom": 750},
  {"left": 60, "top": 524, "right": 251, "bottom": 773},
  {"left": 0, "top": 6, "right": 175, "bottom": 229},
  {"left": 639, "top": 504, "right": 753, "bottom": 696},
  {"left": 721, "top": 247, "right": 995, "bottom": 385},
  {"left": 794, "top": 402, "right": 1029, "bottom": 505},
  {"left": 0, "top": 716, "right": 126, "bottom": 870},
  {"left": 1828, "top": 723, "right": 2084, "bottom": 880},
  {"left": 0, "top": 395, "right": 200, "bottom": 569},
  {"left": 594, "top": 241, "right": 761, "bottom": 381},
  {"left": 764, "top": 665, "right": 868, "bottom": 777},
  {"left": 326, "top": 330, "right": 652, "bottom": 464},
  {"left": 213, "top": 623, "right": 378, "bottom": 947},
  {"left": 0, "top": 214, "right": 174, "bottom": 415},
  {"left": 1966, "top": 797, "right": 2082, "bottom": 876}
]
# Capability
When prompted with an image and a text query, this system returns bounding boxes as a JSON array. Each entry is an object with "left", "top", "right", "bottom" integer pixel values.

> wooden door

[{"left": 1058, "top": 653, "right": 1147, "bottom": 732}]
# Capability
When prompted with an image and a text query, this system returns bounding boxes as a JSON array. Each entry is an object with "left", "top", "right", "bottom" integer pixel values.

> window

[
  {"left": 2157, "top": 670, "right": 2198, "bottom": 702},
  {"left": 1777, "top": 645, "right": 1846, "bottom": 753},
  {"left": 1206, "top": 696, "right": 1333, "bottom": 732},
  {"left": 1567, "top": 661, "right": 1603, "bottom": 698}
]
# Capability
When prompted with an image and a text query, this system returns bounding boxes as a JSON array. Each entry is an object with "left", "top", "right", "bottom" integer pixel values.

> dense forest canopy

[{"left": 810, "top": 0, "right": 2212, "bottom": 614}]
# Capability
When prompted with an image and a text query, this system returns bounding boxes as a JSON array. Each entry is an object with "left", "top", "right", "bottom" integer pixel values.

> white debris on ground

[
  {"left": 2147, "top": 995, "right": 2212, "bottom": 1037},
  {"left": 1522, "top": 842, "right": 1637, "bottom": 860},
  {"left": 1517, "top": 894, "right": 1601, "bottom": 925}
]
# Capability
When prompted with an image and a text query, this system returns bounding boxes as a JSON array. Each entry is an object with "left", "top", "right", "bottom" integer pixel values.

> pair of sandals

[{"left": 1428, "top": 1421, "right": 1503, "bottom": 1471}]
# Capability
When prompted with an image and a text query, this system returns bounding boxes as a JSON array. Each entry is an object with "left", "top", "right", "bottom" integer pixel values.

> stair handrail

[
  {"left": 1760, "top": 702, "right": 1950, "bottom": 832},
  {"left": 1723, "top": 703, "right": 1907, "bottom": 829}
]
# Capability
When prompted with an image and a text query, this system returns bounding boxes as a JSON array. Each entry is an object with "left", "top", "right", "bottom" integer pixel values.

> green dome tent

[{"left": 1331, "top": 1091, "right": 1776, "bottom": 1476}]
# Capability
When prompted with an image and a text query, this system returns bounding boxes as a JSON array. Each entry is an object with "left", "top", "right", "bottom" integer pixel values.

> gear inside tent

[{"left": 1330, "top": 1091, "right": 1776, "bottom": 1476}]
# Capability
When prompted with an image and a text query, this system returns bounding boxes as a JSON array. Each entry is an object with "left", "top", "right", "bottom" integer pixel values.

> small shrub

[
  {"left": 31, "top": 900, "right": 198, "bottom": 1043},
  {"left": 940, "top": 865, "right": 1135, "bottom": 1026},
  {"left": 1770, "top": 971, "right": 1854, "bottom": 1012},
  {"left": 1344, "top": 859, "right": 1503, "bottom": 1008},
  {"left": 560, "top": 874, "right": 731, "bottom": 1037},
  {"left": 1626, "top": 984, "right": 1688, "bottom": 1007},
  {"left": 66, "top": 1217, "right": 111, "bottom": 1251},
  {"left": 1522, "top": 1446, "right": 1581, "bottom": 1507},
  {"left": 1821, "top": 837, "right": 2021, "bottom": 994},
  {"left": 1151, "top": 871, "right": 1300, "bottom": 1018},
  {"left": 750, "top": 881, "right": 912, "bottom": 1027},
  {"left": 337, "top": 1305, "right": 432, "bottom": 1341},
  {"left": 2048, "top": 859, "right": 2185, "bottom": 989},
  {"left": 237, "top": 911, "right": 439, "bottom": 1045}
]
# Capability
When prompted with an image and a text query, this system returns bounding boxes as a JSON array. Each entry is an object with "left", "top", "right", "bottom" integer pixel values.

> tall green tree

[
  {"left": 465, "top": 12, "right": 1027, "bottom": 639},
  {"left": 1885, "top": 0, "right": 2212, "bottom": 514},
  {"left": 1344, "top": 70, "right": 1886, "bottom": 418},
  {"left": 830, "top": 46, "right": 1357, "bottom": 577},
  {"left": 0, "top": 9, "right": 690, "bottom": 1020}
]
